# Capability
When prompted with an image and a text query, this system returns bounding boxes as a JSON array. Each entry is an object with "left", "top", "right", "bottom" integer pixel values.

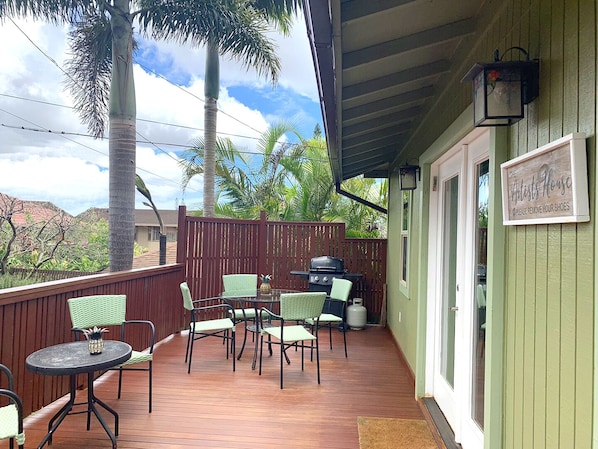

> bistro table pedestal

[
  {"left": 26, "top": 340, "right": 132, "bottom": 449},
  {"left": 222, "top": 289, "right": 297, "bottom": 370}
]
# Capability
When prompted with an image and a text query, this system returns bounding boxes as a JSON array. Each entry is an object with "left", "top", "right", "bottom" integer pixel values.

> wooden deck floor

[{"left": 12, "top": 326, "right": 441, "bottom": 449}]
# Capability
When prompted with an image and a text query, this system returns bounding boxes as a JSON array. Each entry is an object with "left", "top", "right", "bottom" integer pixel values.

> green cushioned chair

[
  {"left": 180, "top": 282, "right": 236, "bottom": 373},
  {"left": 259, "top": 292, "right": 326, "bottom": 389},
  {"left": 222, "top": 274, "right": 259, "bottom": 359},
  {"left": 68, "top": 294, "right": 156, "bottom": 413},
  {"left": 0, "top": 364, "right": 24, "bottom": 449},
  {"left": 306, "top": 278, "right": 352, "bottom": 358}
]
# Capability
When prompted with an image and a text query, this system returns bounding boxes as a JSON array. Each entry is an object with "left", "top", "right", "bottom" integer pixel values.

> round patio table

[{"left": 26, "top": 340, "right": 132, "bottom": 449}]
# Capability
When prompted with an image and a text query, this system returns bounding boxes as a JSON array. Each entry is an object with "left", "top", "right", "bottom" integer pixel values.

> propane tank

[{"left": 347, "top": 298, "right": 367, "bottom": 330}]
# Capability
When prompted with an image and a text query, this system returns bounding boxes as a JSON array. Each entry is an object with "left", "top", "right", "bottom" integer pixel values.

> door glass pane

[
  {"left": 472, "top": 159, "right": 489, "bottom": 428},
  {"left": 441, "top": 175, "right": 459, "bottom": 388}
]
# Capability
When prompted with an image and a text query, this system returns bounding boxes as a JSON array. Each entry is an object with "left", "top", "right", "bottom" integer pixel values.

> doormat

[{"left": 357, "top": 417, "right": 439, "bottom": 449}]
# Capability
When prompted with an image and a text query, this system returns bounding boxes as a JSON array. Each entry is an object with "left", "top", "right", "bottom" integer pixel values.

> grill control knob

[
  {"left": 323, "top": 276, "right": 328, "bottom": 282},
  {"left": 313, "top": 275, "right": 319, "bottom": 282}
]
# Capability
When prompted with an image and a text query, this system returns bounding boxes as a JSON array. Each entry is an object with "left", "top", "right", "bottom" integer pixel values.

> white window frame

[{"left": 399, "top": 190, "right": 411, "bottom": 293}]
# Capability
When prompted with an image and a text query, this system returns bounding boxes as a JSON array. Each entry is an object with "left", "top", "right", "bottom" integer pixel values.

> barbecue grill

[{"left": 290, "top": 256, "right": 362, "bottom": 295}]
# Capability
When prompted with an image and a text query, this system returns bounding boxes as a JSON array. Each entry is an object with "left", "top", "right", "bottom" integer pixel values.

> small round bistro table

[{"left": 26, "top": 340, "right": 132, "bottom": 449}]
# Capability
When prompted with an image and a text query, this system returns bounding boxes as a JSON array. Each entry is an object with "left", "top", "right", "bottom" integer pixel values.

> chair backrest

[
  {"left": 0, "top": 364, "right": 14, "bottom": 392},
  {"left": 180, "top": 282, "right": 194, "bottom": 311},
  {"left": 476, "top": 284, "right": 486, "bottom": 308},
  {"left": 330, "top": 278, "right": 353, "bottom": 302},
  {"left": 279, "top": 292, "right": 326, "bottom": 321},
  {"left": 68, "top": 295, "right": 126, "bottom": 329},
  {"left": 222, "top": 274, "right": 258, "bottom": 297},
  {"left": 0, "top": 363, "right": 24, "bottom": 446}
]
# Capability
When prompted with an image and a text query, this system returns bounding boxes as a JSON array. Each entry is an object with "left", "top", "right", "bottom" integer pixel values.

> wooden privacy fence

[
  {"left": 7, "top": 268, "right": 99, "bottom": 282},
  {"left": 176, "top": 206, "right": 387, "bottom": 323},
  {"left": 0, "top": 264, "right": 184, "bottom": 417}
]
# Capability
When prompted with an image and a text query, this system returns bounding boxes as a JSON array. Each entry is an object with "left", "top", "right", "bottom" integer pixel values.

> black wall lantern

[
  {"left": 462, "top": 47, "right": 539, "bottom": 127},
  {"left": 398, "top": 162, "right": 420, "bottom": 191}
]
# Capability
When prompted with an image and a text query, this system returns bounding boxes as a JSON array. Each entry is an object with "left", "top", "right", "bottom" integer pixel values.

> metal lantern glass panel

[
  {"left": 399, "top": 164, "right": 420, "bottom": 191},
  {"left": 463, "top": 59, "right": 539, "bottom": 127},
  {"left": 474, "top": 65, "right": 523, "bottom": 126}
]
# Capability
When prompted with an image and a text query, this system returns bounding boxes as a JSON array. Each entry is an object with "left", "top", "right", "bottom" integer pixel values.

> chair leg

[
  {"left": 258, "top": 334, "right": 264, "bottom": 375},
  {"left": 342, "top": 326, "right": 348, "bottom": 358},
  {"left": 148, "top": 361, "right": 153, "bottom": 413},
  {"left": 237, "top": 324, "right": 249, "bottom": 360},
  {"left": 187, "top": 333, "right": 195, "bottom": 374},
  {"left": 231, "top": 330, "right": 236, "bottom": 372},
  {"left": 185, "top": 328, "right": 192, "bottom": 363},
  {"left": 280, "top": 340, "right": 284, "bottom": 389},
  {"left": 328, "top": 323, "right": 333, "bottom": 350},
  {"left": 117, "top": 368, "right": 123, "bottom": 399},
  {"left": 315, "top": 337, "right": 321, "bottom": 384}
]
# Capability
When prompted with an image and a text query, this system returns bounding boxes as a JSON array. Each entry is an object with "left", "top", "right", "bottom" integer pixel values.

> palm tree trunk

[
  {"left": 203, "top": 42, "right": 219, "bottom": 217},
  {"left": 108, "top": 0, "right": 136, "bottom": 271}
]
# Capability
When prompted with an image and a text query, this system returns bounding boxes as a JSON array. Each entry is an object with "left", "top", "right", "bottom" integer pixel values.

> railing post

[
  {"left": 258, "top": 210, "right": 267, "bottom": 275},
  {"left": 176, "top": 205, "right": 187, "bottom": 267}
]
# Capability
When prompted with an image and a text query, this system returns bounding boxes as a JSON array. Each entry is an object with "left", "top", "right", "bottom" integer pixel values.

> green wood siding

[
  {"left": 393, "top": 0, "right": 596, "bottom": 448},
  {"left": 496, "top": 1, "right": 596, "bottom": 448},
  {"left": 503, "top": 0, "right": 596, "bottom": 447}
]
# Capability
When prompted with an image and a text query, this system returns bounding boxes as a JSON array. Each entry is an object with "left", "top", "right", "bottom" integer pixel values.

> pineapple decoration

[
  {"left": 83, "top": 326, "right": 108, "bottom": 355},
  {"left": 260, "top": 274, "right": 272, "bottom": 294}
]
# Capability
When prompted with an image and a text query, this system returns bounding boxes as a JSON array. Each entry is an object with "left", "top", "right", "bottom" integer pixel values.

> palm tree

[
  {"left": 1, "top": 0, "right": 283, "bottom": 271},
  {"left": 181, "top": 125, "right": 388, "bottom": 236},
  {"left": 180, "top": 122, "right": 305, "bottom": 219},
  {"left": 201, "top": 0, "right": 302, "bottom": 217}
]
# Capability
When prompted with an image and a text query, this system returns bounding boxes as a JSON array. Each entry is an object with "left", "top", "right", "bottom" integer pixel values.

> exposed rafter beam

[
  {"left": 343, "top": 17, "right": 476, "bottom": 69},
  {"left": 344, "top": 60, "right": 450, "bottom": 100},
  {"left": 343, "top": 147, "right": 397, "bottom": 164},
  {"left": 343, "top": 128, "right": 409, "bottom": 150},
  {"left": 343, "top": 107, "right": 420, "bottom": 137},
  {"left": 341, "top": 0, "right": 416, "bottom": 22},
  {"left": 343, "top": 86, "right": 434, "bottom": 121}
]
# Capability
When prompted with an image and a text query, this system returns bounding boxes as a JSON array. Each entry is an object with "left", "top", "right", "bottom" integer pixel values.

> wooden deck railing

[
  {"left": 1, "top": 210, "right": 386, "bottom": 419},
  {"left": 177, "top": 207, "right": 387, "bottom": 323},
  {"left": 0, "top": 264, "right": 184, "bottom": 417}
]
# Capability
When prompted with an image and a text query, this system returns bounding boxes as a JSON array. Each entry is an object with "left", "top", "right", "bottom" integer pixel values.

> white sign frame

[{"left": 501, "top": 133, "right": 589, "bottom": 225}]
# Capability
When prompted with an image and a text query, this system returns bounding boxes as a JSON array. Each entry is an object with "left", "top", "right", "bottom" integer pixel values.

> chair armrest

[
  {"left": 220, "top": 298, "right": 249, "bottom": 319},
  {"left": 322, "top": 297, "right": 346, "bottom": 318},
  {"left": 0, "top": 388, "right": 24, "bottom": 417},
  {"left": 260, "top": 307, "right": 282, "bottom": 321},
  {"left": 0, "top": 364, "right": 14, "bottom": 390},
  {"left": 190, "top": 300, "right": 235, "bottom": 322},
  {"left": 71, "top": 327, "right": 87, "bottom": 341},
  {"left": 122, "top": 320, "right": 156, "bottom": 353}
]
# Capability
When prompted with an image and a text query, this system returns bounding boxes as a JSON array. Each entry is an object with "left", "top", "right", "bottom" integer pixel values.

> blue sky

[{"left": 0, "top": 16, "right": 322, "bottom": 215}]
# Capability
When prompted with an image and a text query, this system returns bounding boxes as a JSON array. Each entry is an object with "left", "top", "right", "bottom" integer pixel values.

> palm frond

[
  {"left": 137, "top": 0, "right": 281, "bottom": 82},
  {"left": 63, "top": 13, "right": 112, "bottom": 137}
]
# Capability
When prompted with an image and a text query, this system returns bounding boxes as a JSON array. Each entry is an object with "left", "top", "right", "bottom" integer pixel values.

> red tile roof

[
  {"left": 0, "top": 192, "right": 72, "bottom": 227},
  {"left": 132, "top": 242, "right": 178, "bottom": 269}
]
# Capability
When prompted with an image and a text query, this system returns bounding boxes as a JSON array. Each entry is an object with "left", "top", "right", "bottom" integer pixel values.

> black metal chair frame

[
  {"left": 0, "top": 364, "right": 25, "bottom": 449},
  {"left": 185, "top": 298, "right": 236, "bottom": 374}
]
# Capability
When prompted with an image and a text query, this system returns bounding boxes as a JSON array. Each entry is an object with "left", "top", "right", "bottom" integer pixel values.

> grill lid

[{"left": 309, "top": 255, "right": 345, "bottom": 272}]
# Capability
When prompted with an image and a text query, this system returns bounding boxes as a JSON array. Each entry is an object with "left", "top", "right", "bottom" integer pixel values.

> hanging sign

[{"left": 501, "top": 133, "right": 589, "bottom": 225}]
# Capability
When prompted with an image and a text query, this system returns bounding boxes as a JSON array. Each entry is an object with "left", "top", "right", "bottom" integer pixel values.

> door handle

[{"left": 449, "top": 306, "right": 459, "bottom": 312}]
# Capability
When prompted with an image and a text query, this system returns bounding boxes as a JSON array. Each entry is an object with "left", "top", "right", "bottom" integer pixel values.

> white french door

[{"left": 426, "top": 130, "right": 489, "bottom": 449}]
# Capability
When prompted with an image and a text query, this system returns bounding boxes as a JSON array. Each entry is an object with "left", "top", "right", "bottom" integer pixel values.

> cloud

[{"left": 0, "top": 15, "right": 321, "bottom": 216}]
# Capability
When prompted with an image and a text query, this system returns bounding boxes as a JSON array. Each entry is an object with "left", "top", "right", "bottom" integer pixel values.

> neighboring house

[
  {"left": 0, "top": 193, "right": 72, "bottom": 228},
  {"left": 131, "top": 241, "right": 177, "bottom": 269},
  {"left": 133, "top": 209, "right": 179, "bottom": 252},
  {"left": 82, "top": 208, "right": 178, "bottom": 252},
  {"left": 305, "top": 2, "right": 595, "bottom": 449}
]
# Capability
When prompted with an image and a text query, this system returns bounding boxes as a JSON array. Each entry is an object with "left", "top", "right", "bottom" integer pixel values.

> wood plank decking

[{"left": 10, "top": 326, "right": 441, "bottom": 449}]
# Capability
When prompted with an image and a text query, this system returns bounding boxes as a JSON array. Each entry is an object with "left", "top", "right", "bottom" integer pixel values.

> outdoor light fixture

[
  {"left": 462, "top": 47, "right": 539, "bottom": 127},
  {"left": 398, "top": 162, "right": 420, "bottom": 191}
]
